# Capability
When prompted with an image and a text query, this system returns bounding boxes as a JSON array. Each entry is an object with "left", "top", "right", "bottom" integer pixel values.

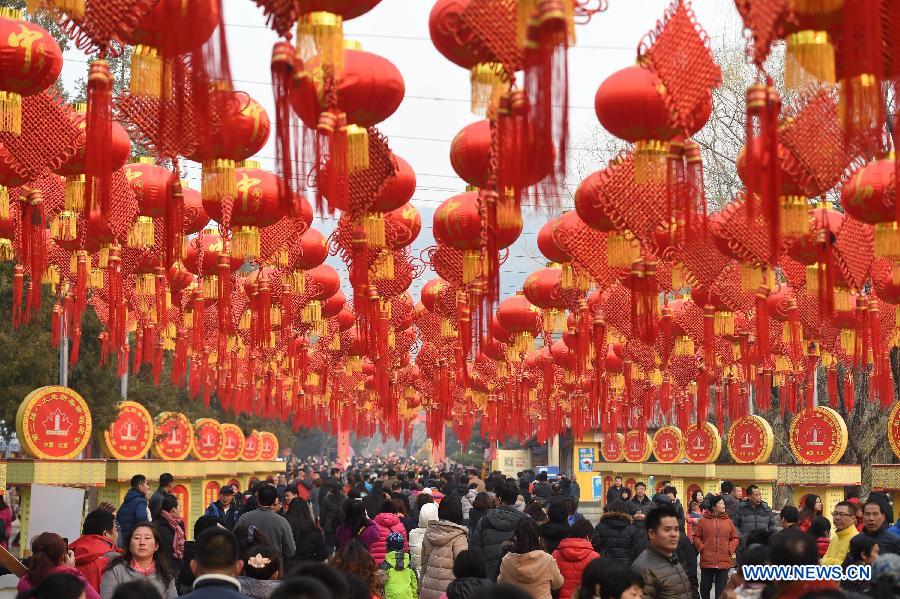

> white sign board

[{"left": 27, "top": 484, "right": 84, "bottom": 545}]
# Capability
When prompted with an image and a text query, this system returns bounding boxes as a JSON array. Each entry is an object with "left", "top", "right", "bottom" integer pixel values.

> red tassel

[
  {"left": 697, "top": 367, "right": 709, "bottom": 424},
  {"left": 702, "top": 304, "right": 716, "bottom": 367},
  {"left": 165, "top": 176, "right": 184, "bottom": 269},
  {"left": 51, "top": 304, "right": 61, "bottom": 347},
  {"left": 85, "top": 59, "right": 113, "bottom": 215},
  {"left": 271, "top": 40, "right": 302, "bottom": 210},
  {"left": 805, "top": 352, "right": 818, "bottom": 409},
  {"left": 755, "top": 286, "right": 770, "bottom": 366},
  {"left": 192, "top": 295, "right": 204, "bottom": 354},
  {"left": 684, "top": 141, "right": 706, "bottom": 239},
  {"left": 827, "top": 366, "right": 838, "bottom": 408},
  {"left": 843, "top": 371, "right": 855, "bottom": 413}
]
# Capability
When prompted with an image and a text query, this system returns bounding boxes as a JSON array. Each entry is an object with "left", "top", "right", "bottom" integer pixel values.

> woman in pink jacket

[
  {"left": 17, "top": 532, "right": 101, "bottom": 599},
  {"left": 358, "top": 500, "right": 408, "bottom": 563}
]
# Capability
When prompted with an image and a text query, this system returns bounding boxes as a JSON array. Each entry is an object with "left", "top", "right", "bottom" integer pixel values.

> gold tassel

[
  {"left": 715, "top": 311, "right": 734, "bottom": 337},
  {"left": 42, "top": 265, "right": 60, "bottom": 287},
  {"left": 893, "top": 262, "right": 900, "bottom": 287},
  {"left": 364, "top": 213, "right": 386, "bottom": 247},
  {"left": 292, "top": 270, "right": 306, "bottom": 293},
  {"left": 785, "top": 30, "right": 835, "bottom": 90},
  {"left": 343, "top": 125, "right": 369, "bottom": 173},
  {"left": 301, "top": 300, "right": 322, "bottom": 324},
  {"left": 51, "top": 211, "right": 77, "bottom": 241},
  {"left": 634, "top": 140, "right": 668, "bottom": 183},
  {"left": 513, "top": 331, "right": 534, "bottom": 355},
  {"left": 98, "top": 245, "right": 109, "bottom": 269},
  {"left": 806, "top": 264, "right": 819, "bottom": 295},
  {"left": 272, "top": 249, "right": 288, "bottom": 268},
  {"left": 90, "top": 267, "right": 103, "bottom": 289},
  {"left": 470, "top": 62, "right": 506, "bottom": 116},
  {"left": 561, "top": 263, "right": 574, "bottom": 289},
  {"left": 232, "top": 226, "right": 260, "bottom": 259},
  {"left": 0, "top": 185, "right": 8, "bottom": 219},
  {"left": 675, "top": 336, "right": 694, "bottom": 356},
  {"left": 127, "top": 216, "right": 154, "bottom": 247},
  {"left": 875, "top": 222, "right": 900, "bottom": 259},
  {"left": 741, "top": 263, "right": 764, "bottom": 292},
  {"left": 239, "top": 310, "right": 251, "bottom": 331},
  {"left": 203, "top": 275, "right": 218, "bottom": 300},
  {"left": 296, "top": 11, "right": 344, "bottom": 71},
  {"left": 440, "top": 318, "right": 456, "bottom": 338},
  {"left": 130, "top": 45, "right": 164, "bottom": 98},
  {"left": 54, "top": 0, "right": 84, "bottom": 18},
  {"left": 372, "top": 251, "right": 394, "bottom": 280},
  {"left": 202, "top": 158, "right": 236, "bottom": 202},
  {"left": 610, "top": 374, "right": 624, "bottom": 392},
  {"left": 0, "top": 91, "right": 22, "bottom": 136},
  {"left": 135, "top": 272, "right": 155, "bottom": 296},
  {"left": 839, "top": 74, "right": 880, "bottom": 132},
  {"left": 607, "top": 231, "right": 640, "bottom": 268},
  {"left": 65, "top": 175, "right": 85, "bottom": 212},
  {"left": 463, "top": 250, "right": 481, "bottom": 284},
  {"left": 839, "top": 328, "right": 856, "bottom": 356},
  {"left": 0, "top": 238, "right": 12, "bottom": 261},
  {"left": 543, "top": 308, "right": 564, "bottom": 333},
  {"left": 270, "top": 306, "right": 282, "bottom": 327},
  {"left": 329, "top": 334, "right": 341, "bottom": 351},
  {"left": 791, "top": 0, "right": 845, "bottom": 15},
  {"left": 779, "top": 195, "right": 810, "bottom": 237},
  {"left": 834, "top": 286, "right": 852, "bottom": 312}
]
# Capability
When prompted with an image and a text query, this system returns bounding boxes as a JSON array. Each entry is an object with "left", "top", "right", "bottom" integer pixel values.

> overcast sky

[{"left": 59, "top": 1, "right": 742, "bottom": 306}]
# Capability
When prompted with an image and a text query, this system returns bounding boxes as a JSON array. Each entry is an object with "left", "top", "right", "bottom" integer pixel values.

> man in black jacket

[
  {"left": 470, "top": 480, "right": 529, "bottom": 580},
  {"left": 149, "top": 472, "right": 174, "bottom": 520},
  {"left": 592, "top": 499, "right": 640, "bottom": 563},
  {"left": 204, "top": 485, "right": 239, "bottom": 529},
  {"left": 606, "top": 476, "right": 624, "bottom": 505},
  {"left": 632, "top": 503, "right": 700, "bottom": 598},
  {"left": 860, "top": 498, "right": 900, "bottom": 554},
  {"left": 628, "top": 482, "right": 654, "bottom": 530}
]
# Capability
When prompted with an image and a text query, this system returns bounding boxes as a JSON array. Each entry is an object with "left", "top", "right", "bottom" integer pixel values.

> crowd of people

[{"left": 8, "top": 456, "right": 900, "bottom": 599}]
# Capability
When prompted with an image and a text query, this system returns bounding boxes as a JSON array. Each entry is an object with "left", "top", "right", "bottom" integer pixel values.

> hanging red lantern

[
  {"left": 52, "top": 105, "right": 131, "bottom": 213},
  {"left": 594, "top": 65, "right": 711, "bottom": 182},
  {"left": 303, "top": 263, "right": 341, "bottom": 334},
  {"left": 495, "top": 293, "right": 540, "bottom": 359},
  {"left": 370, "top": 154, "right": 416, "bottom": 212},
  {"left": 336, "top": 307, "right": 356, "bottom": 331},
  {"left": 428, "top": 0, "right": 479, "bottom": 70},
  {"left": 291, "top": 49, "right": 404, "bottom": 172},
  {"left": 124, "top": 158, "right": 171, "bottom": 247},
  {"left": 184, "top": 228, "right": 242, "bottom": 298},
  {"left": 523, "top": 266, "right": 567, "bottom": 333},
  {"left": 186, "top": 90, "right": 270, "bottom": 204},
  {"left": 322, "top": 290, "right": 347, "bottom": 319},
  {"left": 841, "top": 155, "right": 896, "bottom": 258},
  {"left": 0, "top": 9, "right": 63, "bottom": 135},
  {"left": 421, "top": 278, "right": 450, "bottom": 313},
  {"left": 384, "top": 202, "right": 421, "bottom": 250},
  {"left": 449, "top": 119, "right": 553, "bottom": 190},
  {"left": 182, "top": 184, "right": 210, "bottom": 235},
  {"left": 786, "top": 207, "right": 844, "bottom": 265},
  {"left": 574, "top": 169, "right": 616, "bottom": 232},
  {"left": 230, "top": 165, "right": 286, "bottom": 260},
  {"left": 433, "top": 191, "right": 521, "bottom": 283},
  {"left": 124, "top": 0, "right": 220, "bottom": 97}
]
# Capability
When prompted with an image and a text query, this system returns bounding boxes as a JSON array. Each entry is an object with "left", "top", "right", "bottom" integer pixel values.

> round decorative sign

[
  {"left": 601, "top": 433, "right": 624, "bottom": 462},
  {"left": 652, "top": 426, "right": 684, "bottom": 463},
  {"left": 16, "top": 386, "right": 92, "bottom": 460},
  {"left": 789, "top": 406, "right": 848, "bottom": 465},
  {"left": 152, "top": 412, "right": 194, "bottom": 460},
  {"left": 243, "top": 429, "right": 261, "bottom": 460},
  {"left": 100, "top": 401, "right": 153, "bottom": 460},
  {"left": 220, "top": 424, "right": 245, "bottom": 460},
  {"left": 889, "top": 402, "right": 900, "bottom": 459},
  {"left": 684, "top": 422, "right": 721, "bottom": 463},
  {"left": 192, "top": 418, "right": 224, "bottom": 461},
  {"left": 727, "top": 415, "right": 774, "bottom": 464},
  {"left": 623, "top": 430, "right": 652, "bottom": 462},
  {"left": 259, "top": 431, "right": 279, "bottom": 460}
]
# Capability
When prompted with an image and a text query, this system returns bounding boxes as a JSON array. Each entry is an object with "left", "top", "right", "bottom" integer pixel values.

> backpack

[{"left": 379, "top": 551, "right": 417, "bottom": 599}]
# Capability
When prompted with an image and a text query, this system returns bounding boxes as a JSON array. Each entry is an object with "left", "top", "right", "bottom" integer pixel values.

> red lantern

[
  {"left": 551, "top": 340, "right": 574, "bottom": 371},
  {"left": 0, "top": 9, "right": 63, "bottom": 135},
  {"left": 421, "top": 278, "right": 449, "bottom": 313},
  {"left": 336, "top": 308, "right": 356, "bottom": 331},
  {"left": 305, "top": 264, "right": 341, "bottom": 300},
  {"left": 786, "top": 208, "right": 844, "bottom": 265},
  {"left": 186, "top": 90, "right": 270, "bottom": 203},
  {"left": 124, "top": 0, "right": 220, "bottom": 97},
  {"left": 523, "top": 266, "right": 567, "bottom": 332},
  {"left": 294, "top": 228, "right": 329, "bottom": 270},
  {"left": 450, "top": 120, "right": 552, "bottom": 190},
  {"left": 428, "top": 0, "right": 479, "bottom": 69},
  {"left": 230, "top": 166, "right": 286, "bottom": 260},
  {"left": 125, "top": 159, "right": 172, "bottom": 247},
  {"left": 495, "top": 293, "right": 540, "bottom": 358},
  {"left": 182, "top": 184, "right": 210, "bottom": 235},
  {"left": 322, "top": 290, "right": 347, "bottom": 318},
  {"left": 433, "top": 191, "right": 521, "bottom": 282},
  {"left": 184, "top": 228, "right": 242, "bottom": 298},
  {"left": 574, "top": 169, "right": 616, "bottom": 232},
  {"left": 52, "top": 105, "right": 131, "bottom": 212},
  {"left": 537, "top": 214, "right": 572, "bottom": 264},
  {"left": 842, "top": 156, "right": 896, "bottom": 257},
  {"left": 384, "top": 202, "right": 421, "bottom": 250},
  {"left": 595, "top": 65, "right": 711, "bottom": 181},
  {"left": 370, "top": 154, "right": 416, "bottom": 212}
]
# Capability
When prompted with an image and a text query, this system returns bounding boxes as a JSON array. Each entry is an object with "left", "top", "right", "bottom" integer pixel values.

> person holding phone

[{"left": 17, "top": 532, "right": 101, "bottom": 599}]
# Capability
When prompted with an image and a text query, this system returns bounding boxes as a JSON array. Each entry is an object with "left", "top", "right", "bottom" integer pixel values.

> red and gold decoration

[
  {"left": 788, "top": 406, "right": 848, "bottom": 465},
  {"left": 683, "top": 422, "right": 721, "bottom": 463},
  {"left": 623, "top": 430, "right": 652, "bottom": 463},
  {"left": 220, "top": 423, "right": 245, "bottom": 460},
  {"left": 243, "top": 429, "right": 261, "bottom": 460},
  {"left": 192, "top": 418, "right": 224, "bottom": 461},
  {"left": 16, "top": 386, "right": 91, "bottom": 460},
  {"left": 727, "top": 416, "right": 774, "bottom": 464},
  {"left": 152, "top": 412, "right": 194, "bottom": 461},
  {"left": 99, "top": 401, "right": 154, "bottom": 460},
  {"left": 601, "top": 432, "right": 625, "bottom": 462},
  {"left": 652, "top": 425, "right": 684, "bottom": 463},
  {"left": 259, "top": 430, "right": 279, "bottom": 460}
]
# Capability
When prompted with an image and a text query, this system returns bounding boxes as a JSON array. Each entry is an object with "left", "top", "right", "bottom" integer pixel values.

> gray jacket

[
  {"left": 734, "top": 500, "right": 780, "bottom": 538},
  {"left": 100, "top": 561, "right": 177, "bottom": 599},
  {"left": 722, "top": 493, "right": 740, "bottom": 523},
  {"left": 631, "top": 545, "right": 693, "bottom": 599},
  {"left": 235, "top": 508, "right": 297, "bottom": 558}
]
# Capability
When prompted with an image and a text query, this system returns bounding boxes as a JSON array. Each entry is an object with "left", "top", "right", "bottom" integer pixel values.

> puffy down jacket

[
  {"left": 359, "top": 512, "right": 408, "bottom": 564},
  {"left": 419, "top": 520, "right": 468, "bottom": 599},
  {"left": 552, "top": 537, "right": 599, "bottom": 599},
  {"left": 591, "top": 511, "right": 639, "bottom": 563}
]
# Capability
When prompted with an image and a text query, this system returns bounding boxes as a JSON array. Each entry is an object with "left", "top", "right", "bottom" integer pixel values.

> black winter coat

[
  {"left": 469, "top": 505, "right": 529, "bottom": 581},
  {"left": 319, "top": 490, "right": 344, "bottom": 532},
  {"left": 283, "top": 499, "right": 326, "bottom": 568},
  {"left": 591, "top": 511, "right": 639, "bottom": 563},
  {"left": 445, "top": 576, "right": 492, "bottom": 599},
  {"left": 539, "top": 519, "right": 570, "bottom": 553}
]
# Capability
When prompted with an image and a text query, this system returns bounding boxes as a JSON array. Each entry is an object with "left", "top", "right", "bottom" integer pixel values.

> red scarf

[{"left": 160, "top": 510, "right": 185, "bottom": 559}]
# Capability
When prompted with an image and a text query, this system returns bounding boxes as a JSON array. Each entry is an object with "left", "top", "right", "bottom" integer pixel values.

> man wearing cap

[{"left": 205, "top": 485, "right": 240, "bottom": 530}]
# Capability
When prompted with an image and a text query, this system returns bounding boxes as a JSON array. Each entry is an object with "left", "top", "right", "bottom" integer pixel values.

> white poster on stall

[{"left": 27, "top": 484, "right": 84, "bottom": 545}]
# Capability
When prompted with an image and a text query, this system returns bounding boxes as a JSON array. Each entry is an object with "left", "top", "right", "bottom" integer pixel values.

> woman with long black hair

[{"left": 284, "top": 496, "right": 326, "bottom": 568}]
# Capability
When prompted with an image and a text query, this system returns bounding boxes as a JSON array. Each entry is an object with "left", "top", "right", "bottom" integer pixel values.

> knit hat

[
  {"left": 418, "top": 502, "right": 439, "bottom": 528},
  {"left": 386, "top": 532, "right": 405, "bottom": 552}
]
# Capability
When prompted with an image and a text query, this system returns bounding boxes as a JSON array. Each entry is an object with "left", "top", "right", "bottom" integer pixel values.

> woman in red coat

[
  {"left": 358, "top": 500, "right": 408, "bottom": 563},
  {"left": 692, "top": 495, "right": 738, "bottom": 599},
  {"left": 552, "top": 520, "right": 599, "bottom": 599}
]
